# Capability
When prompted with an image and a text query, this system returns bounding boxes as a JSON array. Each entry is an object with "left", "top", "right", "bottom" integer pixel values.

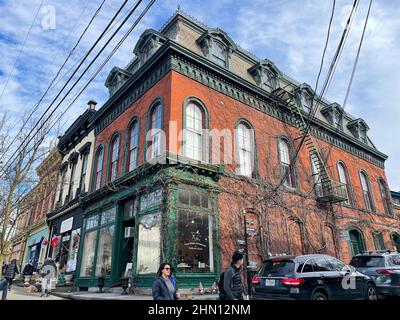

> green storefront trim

[{"left": 75, "top": 158, "right": 223, "bottom": 289}]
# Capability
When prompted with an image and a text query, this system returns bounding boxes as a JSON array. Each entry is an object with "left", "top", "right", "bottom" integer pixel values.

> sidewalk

[
  {"left": 52, "top": 290, "right": 219, "bottom": 300},
  {"left": 6, "top": 285, "right": 66, "bottom": 300}
]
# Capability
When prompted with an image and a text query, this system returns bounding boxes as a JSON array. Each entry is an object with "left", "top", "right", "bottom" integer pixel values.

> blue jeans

[{"left": 0, "top": 279, "right": 8, "bottom": 300}]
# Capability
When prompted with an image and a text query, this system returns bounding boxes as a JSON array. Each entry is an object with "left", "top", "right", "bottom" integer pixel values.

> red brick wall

[{"left": 92, "top": 70, "right": 400, "bottom": 266}]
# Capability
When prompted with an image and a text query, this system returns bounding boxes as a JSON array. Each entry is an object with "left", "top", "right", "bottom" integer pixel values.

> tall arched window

[
  {"left": 349, "top": 229, "right": 365, "bottom": 256},
  {"left": 338, "top": 162, "right": 352, "bottom": 205},
  {"left": 94, "top": 146, "right": 104, "bottom": 191},
  {"left": 128, "top": 121, "right": 139, "bottom": 171},
  {"left": 109, "top": 134, "right": 120, "bottom": 181},
  {"left": 372, "top": 231, "right": 385, "bottom": 251},
  {"left": 236, "top": 122, "right": 254, "bottom": 177},
  {"left": 184, "top": 102, "right": 204, "bottom": 161},
  {"left": 148, "top": 103, "right": 162, "bottom": 160},
  {"left": 378, "top": 178, "right": 391, "bottom": 214},
  {"left": 360, "top": 171, "right": 374, "bottom": 211},
  {"left": 279, "top": 138, "right": 295, "bottom": 188}
]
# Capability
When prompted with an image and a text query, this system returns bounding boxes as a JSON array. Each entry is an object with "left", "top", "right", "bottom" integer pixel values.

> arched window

[
  {"left": 391, "top": 233, "right": 400, "bottom": 252},
  {"left": 94, "top": 146, "right": 104, "bottom": 191},
  {"left": 372, "top": 232, "right": 385, "bottom": 251},
  {"left": 184, "top": 102, "right": 204, "bottom": 161},
  {"left": 360, "top": 171, "right": 374, "bottom": 211},
  {"left": 148, "top": 103, "right": 162, "bottom": 160},
  {"left": 128, "top": 121, "right": 139, "bottom": 171},
  {"left": 236, "top": 122, "right": 254, "bottom": 177},
  {"left": 378, "top": 178, "right": 391, "bottom": 214},
  {"left": 337, "top": 162, "right": 352, "bottom": 205},
  {"left": 279, "top": 138, "right": 295, "bottom": 188},
  {"left": 109, "top": 134, "right": 120, "bottom": 181},
  {"left": 349, "top": 229, "right": 365, "bottom": 256}
]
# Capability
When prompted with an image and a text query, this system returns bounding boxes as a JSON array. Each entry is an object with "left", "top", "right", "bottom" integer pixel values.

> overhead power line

[
  {"left": 0, "top": 0, "right": 44, "bottom": 103},
  {"left": 0, "top": 0, "right": 107, "bottom": 165},
  {"left": 343, "top": 0, "right": 373, "bottom": 109},
  {"left": 0, "top": 0, "right": 131, "bottom": 177}
]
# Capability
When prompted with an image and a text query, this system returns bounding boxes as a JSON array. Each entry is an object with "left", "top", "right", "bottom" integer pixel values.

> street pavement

[{"left": 5, "top": 285, "right": 67, "bottom": 300}]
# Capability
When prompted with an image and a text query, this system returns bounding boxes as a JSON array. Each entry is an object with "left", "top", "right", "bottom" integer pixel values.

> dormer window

[
  {"left": 301, "top": 92, "right": 313, "bottom": 113},
  {"left": 321, "top": 103, "right": 344, "bottom": 130},
  {"left": 248, "top": 60, "right": 280, "bottom": 93},
  {"left": 197, "top": 28, "right": 236, "bottom": 69},
  {"left": 295, "top": 84, "right": 314, "bottom": 113},
  {"left": 347, "top": 118, "right": 369, "bottom": 144},
  {"left": 104, "top": 67, "right": 131, "bottom": 97},
  {"left": 143, "top": 42, "right": 155, "bottom": 63},
  {"left": 260, "top": 69, "right": 275, "bottom": 92},
  {"left": 210, "top": 40, "right": 227, "bottom": 67}
]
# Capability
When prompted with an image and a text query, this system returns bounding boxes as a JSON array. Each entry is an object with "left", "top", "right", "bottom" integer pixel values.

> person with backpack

[{"left": 219, "top": 251, "right": 247, "bottom": 300}]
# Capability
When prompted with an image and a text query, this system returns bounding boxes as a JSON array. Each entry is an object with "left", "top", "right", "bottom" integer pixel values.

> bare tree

[{"left": 0, "top": 110, "right": 56, "bottom": 278}]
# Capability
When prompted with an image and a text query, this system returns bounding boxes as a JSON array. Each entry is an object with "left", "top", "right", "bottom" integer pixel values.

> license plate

[{"left": 265, "top": 279, "right": 276, "bottom": 286}]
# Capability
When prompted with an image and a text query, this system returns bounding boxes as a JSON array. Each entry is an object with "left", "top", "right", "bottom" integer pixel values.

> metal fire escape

[{"left": 271, "top": 87, "right": 348, "bottom": 204}]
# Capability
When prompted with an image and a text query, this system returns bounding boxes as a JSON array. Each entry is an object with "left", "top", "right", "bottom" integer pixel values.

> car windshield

[
  {"left": 259, "top": 259, "right": 295, "bottom": 277},
  {"left": 350, "top": 256, "right": 385, "bottom": 268}
]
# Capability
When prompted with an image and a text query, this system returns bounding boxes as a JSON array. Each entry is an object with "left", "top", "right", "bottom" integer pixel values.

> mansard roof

[
  {"left": 105, "top": 66, "right": 132, "bottom": 88},
  {"left": 133, "top": 29, "right": 167, "bottom": 56}
]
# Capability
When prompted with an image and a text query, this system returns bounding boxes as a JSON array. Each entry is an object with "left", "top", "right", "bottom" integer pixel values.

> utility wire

[
  {"left": 343, "top": 0, "right": 373, "bottom": 110},
  {"left": 0, "top": 0, "right": 107, "bottom": 165},
  {"left": 14, "top": 0, "right": 157, "bottom": 165},
  {"left": 0, "top": 0, "right": 44, "bottom": 103},
  {"left": 0, "top": 0, "right": 152, "bottom": 178},
  {"left": 0, "top": 0, "right": 131, "bottom": 177}
]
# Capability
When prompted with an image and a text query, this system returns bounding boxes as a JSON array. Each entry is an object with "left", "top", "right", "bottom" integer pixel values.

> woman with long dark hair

[{"left": 152, "top": 262, "right": 180, "bottom": 300}]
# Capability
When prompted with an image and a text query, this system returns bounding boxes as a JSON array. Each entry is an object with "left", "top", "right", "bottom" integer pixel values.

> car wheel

[
  {"left": 312, "top": 291, "right": 328, "bottom": 300},
  {"left": 365, "top": 284, "right": 378, "bottom": 301}
]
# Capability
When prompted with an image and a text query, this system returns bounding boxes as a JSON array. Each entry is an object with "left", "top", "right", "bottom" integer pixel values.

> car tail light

[
  {"left": 252, "top": 277, "right": 261, "bottom": 284},
  {"left": 282, "top": 278, "right": 305, "bottom": 286},
  {"left": 271, "top": 258, "right": 283, "bottom": 262},
  {"left": 376, "top": 269, "right": 395, "bottom": 275}
]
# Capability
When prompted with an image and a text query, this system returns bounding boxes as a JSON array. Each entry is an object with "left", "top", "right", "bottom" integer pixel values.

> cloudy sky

[{"left": 0, "top": 0, "right": 398, "bottom": 190}]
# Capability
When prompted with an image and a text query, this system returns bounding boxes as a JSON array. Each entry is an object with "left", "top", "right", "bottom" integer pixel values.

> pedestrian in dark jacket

[
  {"left": 221, "top": 251, "right": 247, "bottom": 300},
  {"left": 1, "top": 278, "right": 8, "bottom": 300},
  {"left": 152, "top": 262, "right": 180, "bottom": 300},
  {"left": 4, "top": 259, "right": 19, "bottom": 288}
]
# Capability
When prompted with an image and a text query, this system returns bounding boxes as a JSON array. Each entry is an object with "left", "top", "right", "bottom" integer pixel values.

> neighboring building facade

[
  {"left": 46, "top": 101, "right": 97, "bottom": 282},
  {"left": 22, "top": 147, "right": 61, "bottom": 271},
  {"left": 74, "top": 11, "right": 400, "bottom": 289}
]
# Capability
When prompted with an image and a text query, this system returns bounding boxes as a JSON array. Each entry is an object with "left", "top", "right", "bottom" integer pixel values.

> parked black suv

[
  {"left": 349, "top": 250, "right": 400, "bottom": 298},
  {"left": 251, "top": 254, "right": 377, "bottom": 300}
]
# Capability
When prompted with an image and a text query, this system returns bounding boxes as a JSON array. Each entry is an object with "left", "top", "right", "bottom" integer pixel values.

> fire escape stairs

[{"left": 272, "top": 87, "right": 347, "bottom": 204}]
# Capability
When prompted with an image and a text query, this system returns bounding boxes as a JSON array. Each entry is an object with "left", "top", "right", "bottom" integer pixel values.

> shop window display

[
  {"left": 80, "top": 230, "right": 97, "bottom": 277},
  {"left": 95, "top": 226, "right": 114, "bottom": 277},
  {"left": 137, "top": 212, "right": 161, "bottom": 274}
]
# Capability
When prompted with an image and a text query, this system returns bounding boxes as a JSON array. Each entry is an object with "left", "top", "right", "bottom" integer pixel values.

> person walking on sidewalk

[
  {"left": 222, "top": 251, "right": 247, "bottom": 300},
  {"left": 4, "top": 259, "right": 19, "bottom": 290},
  {"left": 152, "top": 262, "right": 180, "bottom": 300},
  {"left": 1, "top": 278, "right": 8, "bottom": 300},
  {"left": 40, "top": 270, "right": 52, "bottom": 298}
]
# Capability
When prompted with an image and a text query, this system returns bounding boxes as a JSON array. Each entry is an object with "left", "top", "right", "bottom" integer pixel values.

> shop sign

[{"left": 60, "top": 217, "right": 74, "bottom": 234}]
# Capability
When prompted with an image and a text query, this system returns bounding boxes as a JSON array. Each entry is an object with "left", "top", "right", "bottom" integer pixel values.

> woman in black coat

[
  {"left": 152, "top": 262, "right": 180, "bottom": 300},
  {"left": 4, "top": 259, "right": 19, "bottom": 288}
]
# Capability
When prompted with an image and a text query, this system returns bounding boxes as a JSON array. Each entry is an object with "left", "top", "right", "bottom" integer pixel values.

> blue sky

[{"left": 0, "top": 0, "right": 398, "bottom": 190}]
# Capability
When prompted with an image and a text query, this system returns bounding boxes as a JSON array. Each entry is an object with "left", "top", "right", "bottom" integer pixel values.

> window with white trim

[
  {"left": 128, "top": 121, "right": 139, "bottom": 171},
  {"left": 338, "top": 162, "right": 351, "bottom": 205},
  {"left": 236, "top": 123, "right": 253, "bottom": 177},
  {"left": 210, "top": 40, "right": 226, "bottom": 67},
  {"left": 279, "top": 139, "right": 295, "bottom": 188},
  {"left": 94, "top": 147, "right": 104, "bottom": 191},
  {"left": 110, "top": 135, "right": 119, "bottom": 181},
  {"left": 360, "top": 171, "right": 373, "bottom": 211},
  {"left": 185, "top": 102, "right": 204, "bottom": 161},
  {"left": 149, "top": 104, "right": 162, "bottom": 159}
]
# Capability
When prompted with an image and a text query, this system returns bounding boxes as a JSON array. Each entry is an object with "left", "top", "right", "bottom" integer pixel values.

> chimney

[{"left": 87, "top": 100, "right": 97, "bottom": 110}]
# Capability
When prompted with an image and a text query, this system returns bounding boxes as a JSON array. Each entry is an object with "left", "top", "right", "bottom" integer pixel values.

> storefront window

[
  {"left": 101, "top": 208, "right": 116, "bottom": 225},
  {"left": 80, "top": 230, "right": 97, "bottom": 277},
  {"left": 95, "top": 225, "right": 114, "bottom": 277},
  {"left": 176, "top": 209, "right": 212, "bottom": 273},
  {"left": 66, "top": 229, "right": 81, "bottom": 272},
  {"left": 137, "top": 212, "right": 161, "bottom": 274}
]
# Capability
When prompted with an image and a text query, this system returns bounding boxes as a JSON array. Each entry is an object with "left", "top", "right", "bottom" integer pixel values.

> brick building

[{"left": 74, "top": 11, "right": 400, "bottom": 290}]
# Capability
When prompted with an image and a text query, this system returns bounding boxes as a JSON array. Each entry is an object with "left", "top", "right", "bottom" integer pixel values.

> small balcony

[{"left": 315, "top": 179, "right": 348, "bottom": 204}]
